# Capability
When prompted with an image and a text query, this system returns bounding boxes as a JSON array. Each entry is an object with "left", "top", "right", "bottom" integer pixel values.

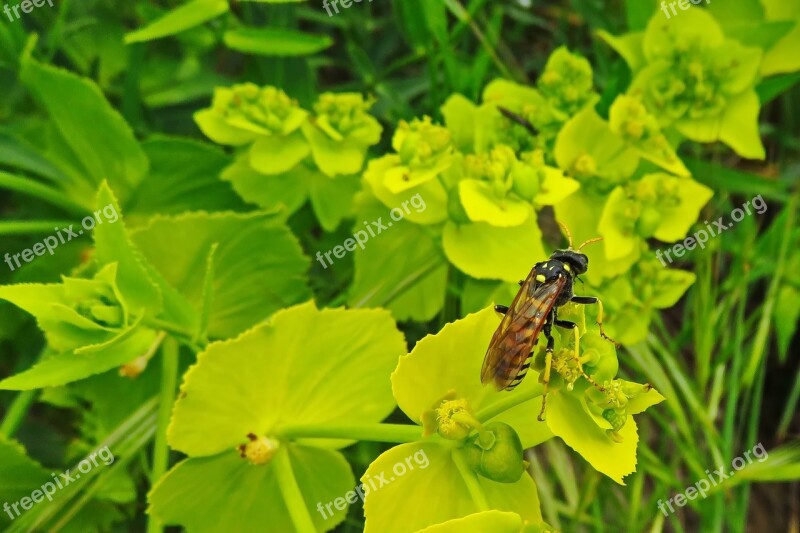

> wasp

[{"left": 480, "top": 224, "right": 618, "bottom": 421}]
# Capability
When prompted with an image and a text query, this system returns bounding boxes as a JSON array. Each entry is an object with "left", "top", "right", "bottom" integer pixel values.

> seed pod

[{"left": 463, "top": 422, "right": 525, "bottom": 483}]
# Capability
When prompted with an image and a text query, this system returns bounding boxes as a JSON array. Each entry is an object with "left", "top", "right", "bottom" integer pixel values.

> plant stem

[
  {"left": 49, "top": 412, "right": 158, "bottom": 532},
  {"left": 442, "top": 0, "right": 518, "bottom": 82},
  {"left": 277, "top": 422, "right": 422, "bottom": 443},
  {"left": 0, "top": 171, "right": 87, "bottom": 214},
  {"left": 13, "top": 398, "right": 159, "bottom": 532},
  {"left": 452, "top": 448, "right": 490, "bottom": 512},
  {"left": 0, "top": 220, "right": 76, "bottom": 235},
  {"left": 0, "top": 389, "right": 37, "bottom": 437},
  {"left": 274, "top": 447, "right": 316, "bottom": 533},
  {"left": 742, "top": 194, "right": 796, "bottom": 385},
  {"left": 146, "top": 337, "right": 179, "bottom": 533},
  {"left": 475, "top": 384, "right": 544, "bottom": 423}
]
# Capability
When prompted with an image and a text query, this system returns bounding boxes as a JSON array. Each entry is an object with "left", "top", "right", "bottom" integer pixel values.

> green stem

[
  {"left": 142, "top": 318, "right": 206, "bottom": 353},
  {"left": 147, "top": 337, "right": 179, "bottom": 533},
  {"left": 475, "top": 384, "right": 544, "bottom": 423},
  {"left": 0, "top": 171, "right": 87, "bottom": 214},
  {"left": 49, "top": 412, "right": 158, "bottom": 532},
  {"left": 0, "top": 220, "right": 76, "bottom": 235},
  {"left": 13, "top": 398, "right": 159, "bottom": 533},
  {"left": 277, "top": 422, "right": 422, "bottom": 443},
  {"left": 742, "top": 194, "right": 796, "bottom": 385},
  {"left": 0, "top": 389, "right": 37, "bottom": 437},
  {"left": 452, "top": 448, "right": 490, "bottom": 512},
  {"left": 274, "top": 447, "right": 316, "bottom": 533}
]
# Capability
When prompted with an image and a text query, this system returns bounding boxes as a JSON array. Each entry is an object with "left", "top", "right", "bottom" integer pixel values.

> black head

[{"left": 550, "top": 249, "right": 589, "bottom": 276}]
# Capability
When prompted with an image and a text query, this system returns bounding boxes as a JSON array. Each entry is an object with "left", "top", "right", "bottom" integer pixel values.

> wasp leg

[
  {"left": 537, "top": 318, "right": 556, "bottom": 421},
  {"left": 570, "top": 296, "right": 620, "bottom": 347},
  {"left": 571, "top": 327, "right": 605, "bottom": 392},
  {"left": 494, "top": 304, "right": 509, "bottom": 315},
  {"left": 518, "top": 280, "right": 524, "bottom": 287},
  {"left": 555, "top": 319, "right": 576, "bottom": 330}
]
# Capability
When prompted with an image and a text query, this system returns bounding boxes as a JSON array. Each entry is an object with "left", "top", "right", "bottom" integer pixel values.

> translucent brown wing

[{"left": 481, "top": 274, "right": 566, "bottom": 390}]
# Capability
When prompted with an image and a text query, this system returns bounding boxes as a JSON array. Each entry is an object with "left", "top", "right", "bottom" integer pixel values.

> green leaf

[
  {"left": 127, "top": 137, "right": 247, "bottom": 216},
  {"left": 391, "top": 307, "right": 552, "bottom": 449},
  {"left": 223, "top": 28, "right": 333, "bottom": 57},
  {"left": 363, "top": 155, "right": 449, "bottom": 226},
  {"left": 442, "top": 217, "right": 546, "bottom": 282},
  {"left": 441, "top": 94, "right": 479, "bottom": 152},
  {"left": 131, "top": 211, "right": 310, "bottom": 340},
  {"left": 775, "top": 286, "right": 800, "bottom": 361},
  {"left": 348, "top": 198, "right": 448, "bottom": 321},
  {"left": 0, "top": 127, "right": 73, "bottom": 186},
  {"left": 458, "top": 180, "right": 534, "bottom": 227},
  {"left": 546, "top": 392, "right": 639, "bottom": 485},
  {"left": 302, "top": 122, "right": 377, "bottom": 177},
  {"left": 652, "top": 177, "right": 714, "bottom": 242},
  {"left": 124, "top": 0, "right": 229, "bottom": 43},
  {"left": 0, "top": 437, "right": 50, "bottom": 525},
  {"left": 194, "top": 109, "right": 259, "bottom": 146},
  {"left": 93, "top": 183, "right": 163, "bottom": 315},
  {"left": 761, "top": 22, "right": 800, "bottom": 76},
  {"left": 598, "top": 187, "right": 639, "bottom": 260},
  {"left": 96, "top": 183, "right": 205, "bottom": 336},
  {"left": 685, "top": 157, "right": 788, "bottom": 201},
  {"left": 220, "top": 153, "right": 309, "bottom": 215},
  {"left": 20, "top": 59, "right": 149, "bottom": 203},
  {"left": 415, "top": 510, "right": 525, "bottom": 533},
  {"left": 0, "top": 323, "right": 158, "bottom": 390},
  {"left": 555, "top": 190, "right": 639, "bottom": 283},
  {"left": 249, "top": 131, "right": 310, "bottom": 175},
  {"left": 148, "top": 445, "right": 354, "bottom": 532},
  {"left": 650, "top": 269, "right": 696, "bottom": 308},
  {"left": 597, "top": 30, "right": 645, "bottom": 72},
  {"left": 308, "top": 172, "right": 361, "bottom": 232},
  {"left": 362, "top": 443, "right": 543, "bottom": 532},
  {"left": 168, "top": 302, "right": 406, "bottom": 456}
]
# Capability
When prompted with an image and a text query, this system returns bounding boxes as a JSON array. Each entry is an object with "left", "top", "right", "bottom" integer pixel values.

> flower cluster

[
  {"left": 358, "top": 44, "right": 716, "bottom": 344},
  {"left": 196, "top": 83, "right": 382, "bottom": 230}
]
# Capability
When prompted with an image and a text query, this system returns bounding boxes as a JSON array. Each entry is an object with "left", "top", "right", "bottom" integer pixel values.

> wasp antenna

[
  {"left": 577, "top": 236, "right": 603, "bottom": 251},
  {"left": 557, "top": 222, "right": 574, "bottom": 249}
]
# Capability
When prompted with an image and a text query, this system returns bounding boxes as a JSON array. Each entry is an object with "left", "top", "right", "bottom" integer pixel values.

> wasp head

[{"left": 550, "top": 249, "right": 589, "bottom": 276}]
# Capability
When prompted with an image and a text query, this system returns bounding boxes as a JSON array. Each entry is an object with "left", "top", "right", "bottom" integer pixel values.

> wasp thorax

[{"left": 238, "top": 433, "right": 280, "bottom": 465}]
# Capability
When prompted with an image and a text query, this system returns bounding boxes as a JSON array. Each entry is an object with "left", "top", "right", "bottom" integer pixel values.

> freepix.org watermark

[
  {"left": 315, "top": 193, "right": 426, "bottom": 269},
  {"left": 4, "top": 203, "right": 119, "bottom": 272},
  {"left": 322, "top": 0, "right": 372, "bottom": 17},
  {"left": 3, "top": 0, "right": 54, "bottom": 22},
  {"left": 660, "top": 0, "right": 710, "bottom": 19},
  {"left": 657, "top": 442, "right": 768, "bottom": 517},
  {"left": 316, "top": 449, "right": 429, "bottom": 520},
  {"left": 3, "top": 446, "right": 115, "bottom": 521},
  {"left": 655, "top": 194, "right": 767, "bottom": 266}
]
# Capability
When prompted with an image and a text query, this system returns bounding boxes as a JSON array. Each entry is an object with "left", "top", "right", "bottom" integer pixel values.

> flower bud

[
  {"left": 602, "top": 409, "right": 627, "bottom": 443},
  {"left": 511, "top": 165, "right": 540, "bottom": 201},
  {"left": 463, "top": 422, "right": 525, "bottom": 483}
]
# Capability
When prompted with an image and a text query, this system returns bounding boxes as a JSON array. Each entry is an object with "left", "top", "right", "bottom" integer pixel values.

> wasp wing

[{"left": 481, "top": 274, "right": 566, "bottom": 390}]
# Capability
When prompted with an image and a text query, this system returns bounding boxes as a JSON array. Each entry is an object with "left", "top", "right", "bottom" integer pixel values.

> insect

[
  {"left": 480, "top": 224, "right": 618, "bottom": 421},
  {"left": 497, "top": 106, "right": 539, "bottom": 136}
]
